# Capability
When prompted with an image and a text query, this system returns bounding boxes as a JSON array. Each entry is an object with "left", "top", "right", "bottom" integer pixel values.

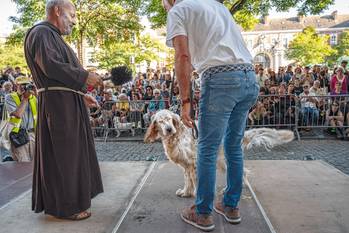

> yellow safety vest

[{"left": 8, "top": 92, "right": 37, "bottom": 133}]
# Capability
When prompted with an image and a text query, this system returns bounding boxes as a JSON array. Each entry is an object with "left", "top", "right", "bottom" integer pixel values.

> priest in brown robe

[{"left": 24, "top": 0, "right": 104, "bottom": 220}]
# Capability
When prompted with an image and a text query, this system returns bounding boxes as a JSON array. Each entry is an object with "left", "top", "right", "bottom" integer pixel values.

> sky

[{"left": 1, "top": 0, "right": 349, "bottom": 37}]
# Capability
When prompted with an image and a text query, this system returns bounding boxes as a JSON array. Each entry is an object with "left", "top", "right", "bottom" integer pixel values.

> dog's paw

[
  {"left": 176, "top": 189, "right": 194, "bottom": 198},
  {"left": 176, "top": 188, "right": 185, "bottom": 197}
]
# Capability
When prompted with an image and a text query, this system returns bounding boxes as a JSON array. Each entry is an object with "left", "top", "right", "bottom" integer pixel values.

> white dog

[{"left": 144, "top": 109, "right": 294, "bottom": 197}]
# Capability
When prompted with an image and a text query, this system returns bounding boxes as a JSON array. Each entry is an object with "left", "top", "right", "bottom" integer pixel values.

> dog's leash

[{"left": 190, "top": 80, "right": 199, "bottom": 139}]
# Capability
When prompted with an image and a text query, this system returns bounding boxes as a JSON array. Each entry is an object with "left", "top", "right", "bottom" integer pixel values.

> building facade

[{"left": 242, "top": 11, "right": 349, "bottom": 70}]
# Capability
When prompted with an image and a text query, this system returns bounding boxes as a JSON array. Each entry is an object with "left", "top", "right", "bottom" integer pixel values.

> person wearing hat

[{"left": 4, "top": 76, "right": 37, "bottom": 162}]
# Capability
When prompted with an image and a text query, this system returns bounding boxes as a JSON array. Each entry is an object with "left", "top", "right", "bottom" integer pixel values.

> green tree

[
  {"left": 8, "top": 0, "right": 142, "bottom": 65},
  {"left": 326, "top": 30, "right": 349, "bottom": 66},
  {"left": 0, "top": 43, "right": 28, "bottom": 70},
  {"left": 93, "top": 35, "right": 167, "bottom": 70},
  {"left": 285, "top": 27, "right": 336, "bottom": 65},
  {"left": 142, "top": 0, "right": 335, "bottom": 30},
  {"left": 335, "top": 31, "right": 349, "bottom": 58}
]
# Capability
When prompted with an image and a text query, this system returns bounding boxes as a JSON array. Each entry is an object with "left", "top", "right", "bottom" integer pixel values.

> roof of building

[{"left": 251, "top": 12, "right": 349, "bottom": 32}]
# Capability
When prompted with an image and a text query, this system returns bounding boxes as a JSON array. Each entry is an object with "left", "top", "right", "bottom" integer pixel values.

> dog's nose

[{"left": 166, "top": 128, "right": 172, "bottom": 133}]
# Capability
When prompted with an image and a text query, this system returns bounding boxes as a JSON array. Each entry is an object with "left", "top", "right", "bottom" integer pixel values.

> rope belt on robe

[{"left": 37, "top": 87, "right": 85, "bottom": 96}]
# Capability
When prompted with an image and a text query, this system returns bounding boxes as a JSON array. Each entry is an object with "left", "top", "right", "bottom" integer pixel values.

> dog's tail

[
  {"left": 243, "top": 128, "right": 294, "bottom": 151},
  {"left": 217, "top": 147, "right": 226, "bottom": 172}
]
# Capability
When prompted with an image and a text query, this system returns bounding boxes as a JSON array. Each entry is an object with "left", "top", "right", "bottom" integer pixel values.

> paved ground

[
  {"left": 0, "top": 162, "right": 151, "bottom": 233},
  {"left": 95, "top": 141, "right": 166, "bottom": 161},
  {"left": 95, "top": 140, "right": 349, "bottom": 175},
  {"left": 246, "top": 160, "right": 349, "bottom": 233},
  {"left": 1, "top": 140, "right": 348, "bottom": 233}
]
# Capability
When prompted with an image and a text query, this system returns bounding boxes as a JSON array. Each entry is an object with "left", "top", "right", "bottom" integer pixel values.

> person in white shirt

[
  {"left": 256, "top": 67, "right": 269, "bottom": 87},
  {"left": 163, "top": 0, "right": 259, "bottom": 231},
  {"left": 299, "top": 83, "right": 319, "bottom": 129},
  {"left": 309, "top": 80, "right": 325, "bottom": 96}
]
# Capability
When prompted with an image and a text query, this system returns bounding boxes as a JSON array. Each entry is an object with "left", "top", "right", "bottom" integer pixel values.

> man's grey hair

[
  {"left": 45, "top": 0, "right": 72, "bottom": 16},
  {"left": 2, "top": 81, "right": 13, "bottom": 88}
]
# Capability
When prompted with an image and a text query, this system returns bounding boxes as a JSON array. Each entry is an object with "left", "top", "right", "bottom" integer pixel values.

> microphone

[{"left": 103, "top": 66, "right": 133, "bottom": 86}]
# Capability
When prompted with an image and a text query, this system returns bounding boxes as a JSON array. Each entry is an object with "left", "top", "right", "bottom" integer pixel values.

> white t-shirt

[
  {"left": 166, "top": 0, "right": 253, "bottom": 74},
  {"left": 299, "top": 92, "right": 318, "bottom": 109}
]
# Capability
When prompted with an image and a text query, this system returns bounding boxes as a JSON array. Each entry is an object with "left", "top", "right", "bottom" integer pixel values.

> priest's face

[{"left": 58, "top": 3, "right": 76, "bottom": 35}]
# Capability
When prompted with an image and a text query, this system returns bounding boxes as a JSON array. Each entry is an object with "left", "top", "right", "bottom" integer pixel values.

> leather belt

[
  {"left": 202, "top": 63, "right": 254, "bottom": 79},
  {"left": 37, "top": 87, "right": 85, "bottom": 96}
]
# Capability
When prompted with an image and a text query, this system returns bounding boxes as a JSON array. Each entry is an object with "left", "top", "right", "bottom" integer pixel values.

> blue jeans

[
  {"left": 301, "top": 107, "right": 319, "bottom": 126},
  {"left": 195, "top": 70, "right": 259, "bottom": 214},
  {"left": 0, "top": 147, "right": 12, "bottom": 161}
]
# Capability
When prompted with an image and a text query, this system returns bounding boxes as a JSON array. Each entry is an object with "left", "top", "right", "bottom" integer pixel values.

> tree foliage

[
  {"left": 93, "top": 35, "right": 167, "bottom": 70},
  {"left": 285, "top": 27, "right": 336, "bottom": 65},
  {"left": 335, "top": 31, "right": 349, "bottom": 58},
  {"left": 0, "top": 43, "right": 27, "bottom": 70},
  {"left": 94, "top": 42, "right": 134, "bottom": 69},
  {"left": 326, "top": 30, "right": 349, "bottom": 66},
  {"left": 142, "top": 0, "right": 335, "bottom": 30},
  {"left": 8, "top": 0, "right": 143, "bottom": 65}
]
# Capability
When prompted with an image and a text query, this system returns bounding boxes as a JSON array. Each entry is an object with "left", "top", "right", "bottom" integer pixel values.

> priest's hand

[
  {"left": 84, "top": 94, "right": 99, "bottom": 108},
  {"left": 86, "top": 73, "right": 103, "bottom": 88}
]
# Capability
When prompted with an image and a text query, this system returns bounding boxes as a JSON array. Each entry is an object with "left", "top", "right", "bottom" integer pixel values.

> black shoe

[{"left": 2, "top": 157, "right": 14, "bottom": 162}]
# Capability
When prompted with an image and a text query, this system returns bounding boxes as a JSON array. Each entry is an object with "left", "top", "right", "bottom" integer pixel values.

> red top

[{"left": 330, "top": 75, "right": 348, "bottom": 94}]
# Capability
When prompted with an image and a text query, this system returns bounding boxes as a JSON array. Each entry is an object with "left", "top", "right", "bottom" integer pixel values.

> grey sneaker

[
  {"left": 180, "top": 205, "right": 215, "bottom": 232},
  {"left": 214, "top": 199, "right": 241, "bottom": 224}
]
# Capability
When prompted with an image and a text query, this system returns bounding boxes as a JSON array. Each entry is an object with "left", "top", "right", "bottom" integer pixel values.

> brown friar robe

[{"left": 24, "top": 21, "right": 103, "bottom": 217}]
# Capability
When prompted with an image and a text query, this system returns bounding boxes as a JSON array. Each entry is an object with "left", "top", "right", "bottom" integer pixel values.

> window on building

[
  {"left": 283, "top": 38, "right": 288, "bottom": 48},
  {"left": 330, "top": 34, "right": 337, "bottom": 45}
]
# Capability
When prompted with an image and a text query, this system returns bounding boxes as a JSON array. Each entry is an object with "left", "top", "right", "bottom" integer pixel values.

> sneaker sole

[
  {"left": 180, "top": 214, "right": 215, "bottom": 232},
  {"left": 213, "top": 207, "right": 241, "bottom": 224}
]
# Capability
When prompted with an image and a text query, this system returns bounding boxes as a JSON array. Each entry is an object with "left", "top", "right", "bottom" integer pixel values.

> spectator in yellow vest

[{"left": 4, "top": 76, "right": 37, "bottom": 162}]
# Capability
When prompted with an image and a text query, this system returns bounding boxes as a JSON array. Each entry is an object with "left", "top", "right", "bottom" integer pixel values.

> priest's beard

[{"left": 61, "top": 12, "right": 74, "bottom": 35}]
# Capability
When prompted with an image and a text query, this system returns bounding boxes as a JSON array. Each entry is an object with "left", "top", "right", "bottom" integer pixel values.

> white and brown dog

[{"left": 144, "top": 109, "right": 294, "bottom": 197}]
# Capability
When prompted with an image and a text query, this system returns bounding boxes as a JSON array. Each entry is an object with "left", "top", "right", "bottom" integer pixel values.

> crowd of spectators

[
  {"left": 1, "top": 59, "right": 349, "bottom": 148},
  {"left": 86, "top": 67, "right": 191, "bottom": 134},
  {"left": 249, "top": 60, "right": 349, "bottom": 139},
  {"left": 83, "top": 60, "right": 349, "bottom": 139}
]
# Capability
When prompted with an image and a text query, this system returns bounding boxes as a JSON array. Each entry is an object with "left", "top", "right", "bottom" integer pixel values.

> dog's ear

[
  {"left": 144, "top": 119, "right": 158, "bottom": 143},
  {"left": 172, "top": 114, "right": 181, "bottom": 129}
]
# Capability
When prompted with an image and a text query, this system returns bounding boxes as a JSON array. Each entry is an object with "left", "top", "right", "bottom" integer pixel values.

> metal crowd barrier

[
  {"left": 246, "top": 94, "right": 349, "bottom": 140},
  {"left": 295, "top": 94, "right": 349, "bottom": 139},
  {"left": 88, "top": 94, "right": 349, "bottom": 141},
  {"left": 89, "top": 99, "right": 174, "bottom": 141},
  {"left": 246, "top": 94, "right": 297, "bottom": 128},
  {"left": 2, "top": 93, "right": 347, "bottom": 140}
]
